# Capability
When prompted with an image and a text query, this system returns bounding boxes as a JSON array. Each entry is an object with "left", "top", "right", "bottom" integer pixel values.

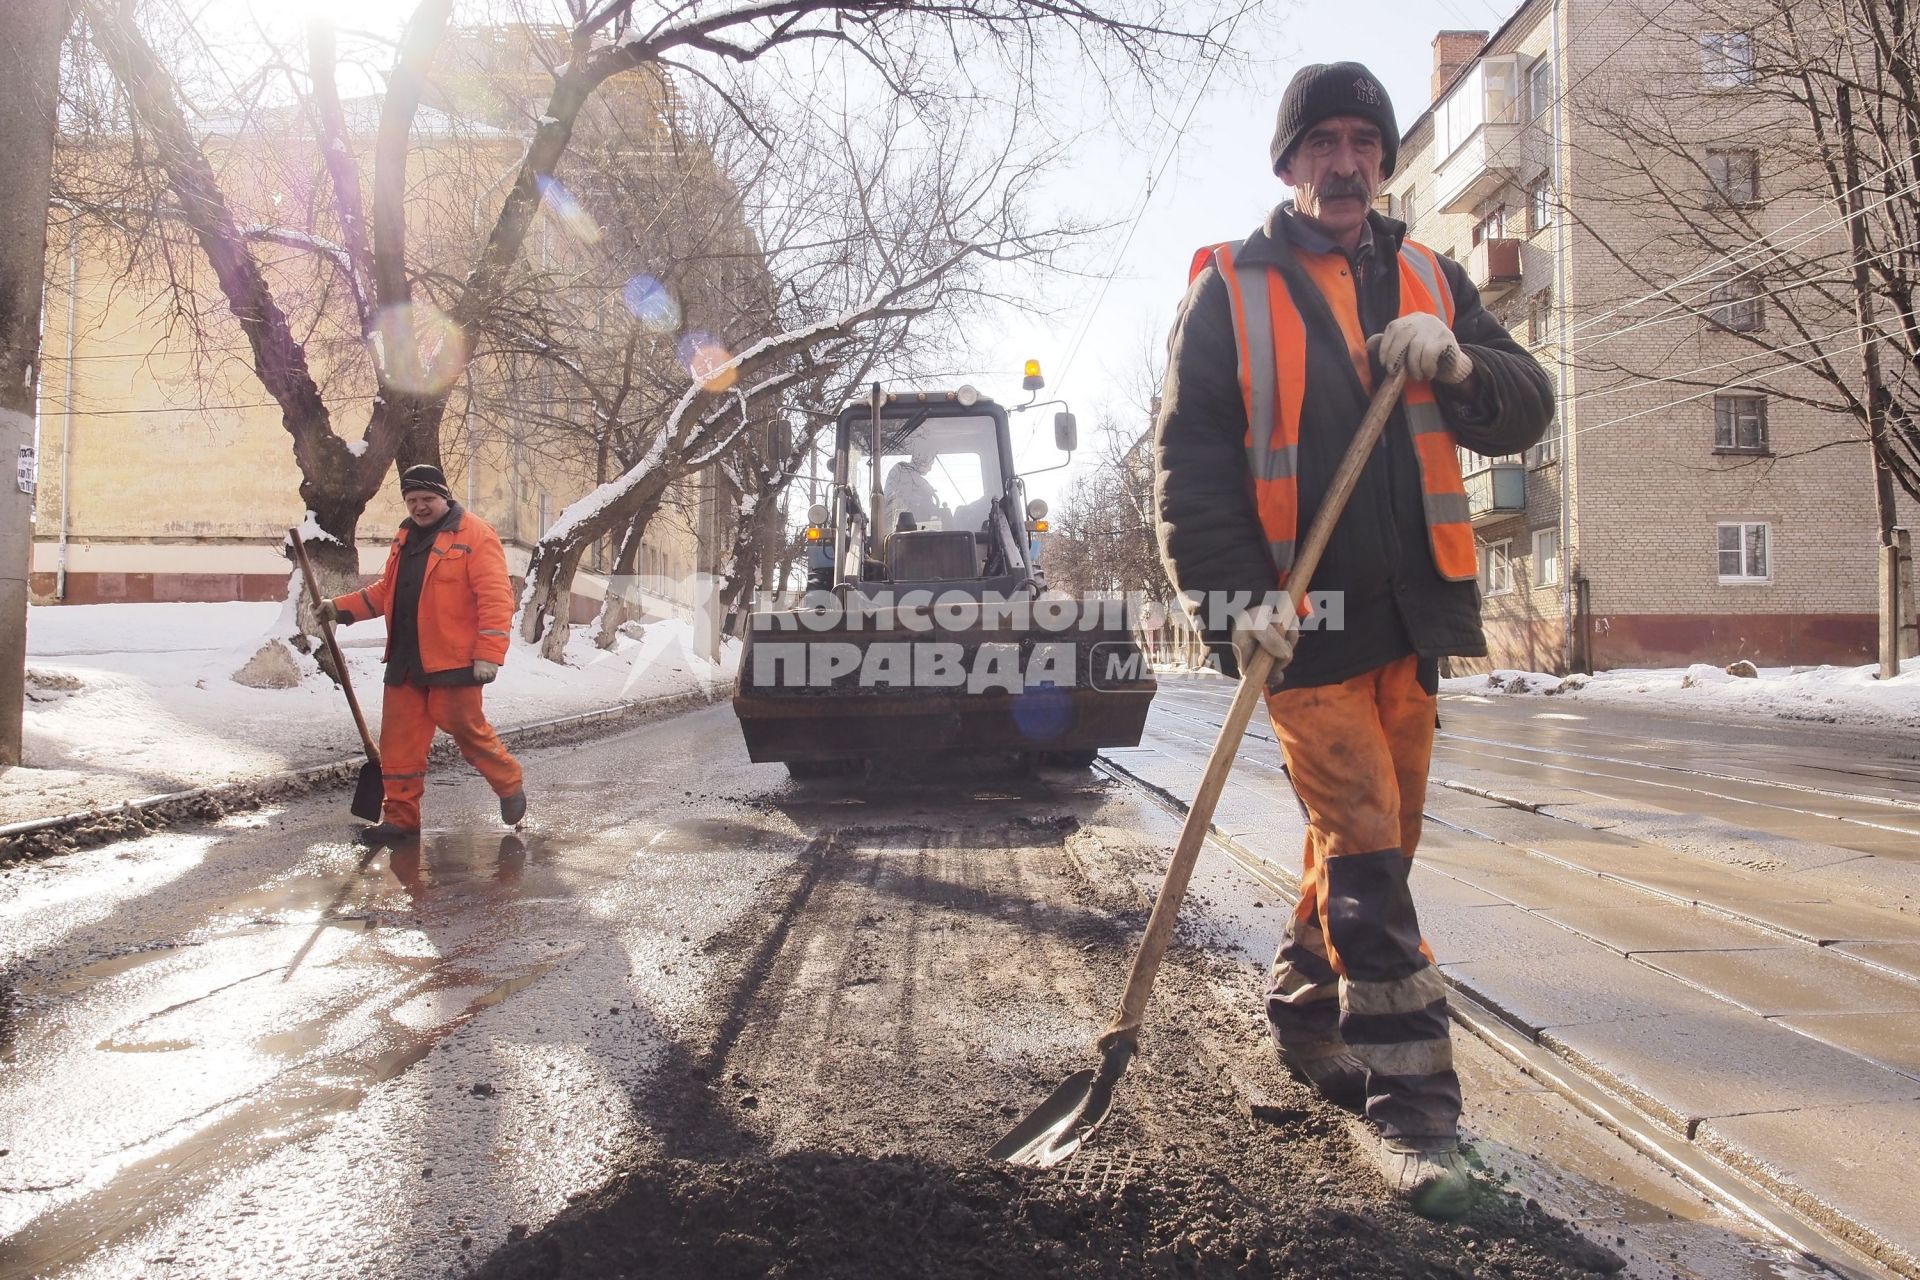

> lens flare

[
  {"left": 676, "top": 330, "right": 737, "bottom": 392},
  {"left": 621, "top": 275, "right": 681, "bottom": 332},
  {"left": 536, "top": 175, "right": 601, "bottom": 245},
  {"left": 371, "top": 302, "right": 470, "bottom": 396}
]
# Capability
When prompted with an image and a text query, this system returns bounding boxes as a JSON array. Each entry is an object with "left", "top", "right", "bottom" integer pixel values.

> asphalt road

[{"left": 0, "top": 692, "right": 1890, "bottom": 1278}]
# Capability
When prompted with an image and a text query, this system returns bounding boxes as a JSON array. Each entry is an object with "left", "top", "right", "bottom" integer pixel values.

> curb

[{"left": 0, "top": 682, "right": 735, "bottom": 864}]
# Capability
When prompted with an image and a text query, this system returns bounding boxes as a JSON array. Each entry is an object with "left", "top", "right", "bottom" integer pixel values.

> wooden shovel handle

[
  {"left": 290, "top": 529, "right": 380, "bottom": 763},
  {"left": 1101, "top": 368, "right": 1409, "bottom": 1049}
]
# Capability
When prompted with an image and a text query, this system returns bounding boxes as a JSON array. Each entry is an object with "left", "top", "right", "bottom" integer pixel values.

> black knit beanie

[
  {"left": 1270, "top": 61, "right": 1399, "bottom": 178},
  {"left": 399, "top": 463, "right": 453, "bottom": 501}
]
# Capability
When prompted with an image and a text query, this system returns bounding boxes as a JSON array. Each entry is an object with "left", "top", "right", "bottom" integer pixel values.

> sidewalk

[
  {"left": 5, "top": 602, "right": 737, "bottom": 830},
  {"left": 1440, "top": 661, "right": 1920, "bottom": 737},
  {"left": 1111, "top": 693, "right": 1920, "bottom": 1279}
]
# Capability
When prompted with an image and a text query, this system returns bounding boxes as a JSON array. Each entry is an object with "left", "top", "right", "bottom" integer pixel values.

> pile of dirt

[
  {"left": 475, "top": 1146, "right": 1621, "bottom": 1279},
  {"left": 475, "top": 810, "right": 1624, "bottom": 1280}
]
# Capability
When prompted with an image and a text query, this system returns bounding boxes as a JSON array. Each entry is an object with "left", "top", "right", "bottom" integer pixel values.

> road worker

[
  {"left": 1152, "top": 62, "right": 1554, "bottom": 1218},
  {"left": 318, "top": 464, "right": 526, "bottom": 844}
]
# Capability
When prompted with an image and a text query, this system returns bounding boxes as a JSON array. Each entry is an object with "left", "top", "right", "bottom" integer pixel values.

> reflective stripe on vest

[{"left": 1191, "top": 239, "right": 1479, "bottom": 584}]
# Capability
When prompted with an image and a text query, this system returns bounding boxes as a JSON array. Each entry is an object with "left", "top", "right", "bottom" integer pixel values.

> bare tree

[{"left": 67, "top": 0, "right": 1243, "bottom": 661}]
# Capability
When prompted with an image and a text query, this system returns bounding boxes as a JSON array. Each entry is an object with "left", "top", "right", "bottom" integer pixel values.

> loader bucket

[{"left": 731, "top": 591, "right": 1156, "bottom": 766}]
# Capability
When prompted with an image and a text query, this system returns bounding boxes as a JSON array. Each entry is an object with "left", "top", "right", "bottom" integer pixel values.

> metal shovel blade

[
  {"left": 351, "top": 758, "right": 384, "bottom": 822},
  {"left": 989, "top": 1041, "right": 1132, "bottom": 1168}
]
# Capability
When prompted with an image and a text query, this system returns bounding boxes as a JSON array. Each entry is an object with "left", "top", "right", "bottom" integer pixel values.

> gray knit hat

[{"left": 1270, "top": 61, "right": 1399, "bottom": 178}]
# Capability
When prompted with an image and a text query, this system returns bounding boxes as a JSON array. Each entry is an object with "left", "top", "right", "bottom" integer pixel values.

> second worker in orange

[{"left": 320, "top": 463, "right": 527, "bottom": 844}]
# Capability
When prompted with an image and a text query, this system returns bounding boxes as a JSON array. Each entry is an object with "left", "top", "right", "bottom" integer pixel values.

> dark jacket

[{"left": 1153, "top": 205, "right": 1554, "bottom": 687}]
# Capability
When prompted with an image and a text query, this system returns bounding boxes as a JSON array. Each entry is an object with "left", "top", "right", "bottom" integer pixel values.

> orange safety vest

[{"left": 1189, "top": 239, "right": 1478, "bottom": 584}]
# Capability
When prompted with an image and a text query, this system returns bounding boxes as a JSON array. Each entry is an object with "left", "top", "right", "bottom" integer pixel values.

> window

[
  {"left": 1472, "top": 205, "right": 1507, "bottom": 245},
  {"left": 1707, "top": 149, "right": 1759, "bottom": 204},
  {"left": 1527, "top": 179, "right": 1554, "bottom": 234},
  {"left": 1527, "top": 287, "right": 1553, "bottom": 345},
  {"left": 1713, "top": 395, "right": 1769, "bottom": 452},
  {"left": 1403, "top": 186, "right": 1417, "bottom": 229},
  {"left": 1709, "top": 276, "right": 1764, "bottom": 331},
  {"left": 537, "top": 492, "right": 549, "bottom": 535},
  {"left": 1435, "top": 56, "right": 1525, "bottom": 158},
  {"left": 1717, "top": 522, "right": 1770, "bottom": 581},
  {"left": 1480, "top": 538, "right": 1515, "bottom": 595},
  {"left": 1700, "top": 33, "right": 1755, "bottom": 87},
  {"left": 1532, "top": 527, "right": 1561, "bottom": 586},
  {"left": 1528, "top": 422, "right": 1561, "bottom": 467},
  {"left": 1527, "top": 55, "right": 1555, "bottom": 119}
]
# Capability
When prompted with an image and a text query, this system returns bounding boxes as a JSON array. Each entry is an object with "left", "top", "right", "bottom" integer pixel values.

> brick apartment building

[{"left": 1385, "top": 7, "right": 1918, "bottom": 671}]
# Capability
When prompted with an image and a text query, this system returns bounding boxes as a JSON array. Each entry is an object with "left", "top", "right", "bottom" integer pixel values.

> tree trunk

[
  {"left": 594, "top": 501, "right": 659, "bottom": 649},
  {"left": 519, "top": 467, "right": 671, "bottom": 649},
  {"left": 0, "top": 0, "right": 73, "bottom": 765}
]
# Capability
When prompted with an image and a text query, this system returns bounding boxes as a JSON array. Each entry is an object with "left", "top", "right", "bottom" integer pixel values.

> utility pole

[
  {"left": 0, "top": 0, "right": 76, "bottom": 764},
  {"left": 1835, "top": 85, "right": 1901, "bottom": 679}
]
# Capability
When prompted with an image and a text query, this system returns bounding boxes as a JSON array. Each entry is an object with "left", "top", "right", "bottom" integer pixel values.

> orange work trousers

[
  {"left": 378, "top": 682, "right": 523, "bottom": 831},
  {"left": 1262, "top": 653, "right": 1460, "bottom": 1140}
]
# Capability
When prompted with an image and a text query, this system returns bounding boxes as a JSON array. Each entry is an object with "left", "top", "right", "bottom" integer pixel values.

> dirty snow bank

[
  {"left": 5, "top": 602, "right": 738, "bottom": 826},
  {"left": 1441, "top": 662, "right": 1920, "bottom": 732}
]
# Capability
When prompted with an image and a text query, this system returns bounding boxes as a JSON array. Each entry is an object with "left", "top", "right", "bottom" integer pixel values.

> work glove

[
  {"left": 472, "top": 660, "right": 500, "bottom": 685},
  {"left": 1368, "top": 312, "right": 1474, "bottom": 385},
  {"left": 313, "top": 598, "right": 339, "bottom": 625},
  {"left": 1230, "top": 602, "right": 1300, "bottom": 684}
]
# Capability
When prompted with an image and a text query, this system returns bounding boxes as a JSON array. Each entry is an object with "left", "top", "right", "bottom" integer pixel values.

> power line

[
  {"left": 1052, "top": 9, "right": 1242, "bottom": 395},
  {"left": 1563, "top": 173, "right": 1920, "bottom": 349},
  {"left": 1556, "top": 321, "right": 1869, "bottom": 407},
  {"left": 1562, "top": 156, "right": 1920, "bottom": 341},
  {"left": 1561, "top": 328, "right": 1885, "bottom": 446},
  {"left": 1564, "top": 232, "right": 1920, "bottom": 355}
]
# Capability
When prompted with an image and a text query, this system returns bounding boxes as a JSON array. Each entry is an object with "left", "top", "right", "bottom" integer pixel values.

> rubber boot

[
  {"left": 1369, "top": 1134, "right": 1474, "bottom": 1221},
  {"left": 499, "top": 790, "right": 527, "bottom": 826},
  {"left": 357, "top": 822, "right": 420, "bottom": 847}
]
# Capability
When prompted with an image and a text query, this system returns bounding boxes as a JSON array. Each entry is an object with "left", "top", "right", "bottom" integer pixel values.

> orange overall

[
  {"left": 333, "top": 508, "right": 521, "bottom": 831},
  {"left": 1263, "top": 655, "right": 1456, "bottom": 1140}
]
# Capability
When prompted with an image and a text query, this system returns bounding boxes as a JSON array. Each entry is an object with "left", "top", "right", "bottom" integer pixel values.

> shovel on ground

[
  {"left": 290, "top": 529, "right": 384, "bottom": 823},
  {"left": 989, "top": 368, "right": 1409, "bottom": 1168}
]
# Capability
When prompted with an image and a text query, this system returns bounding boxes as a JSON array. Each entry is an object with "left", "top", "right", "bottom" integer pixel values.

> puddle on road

[{"left": 2, "top": 943, "right": 579, "bottom": 1280}]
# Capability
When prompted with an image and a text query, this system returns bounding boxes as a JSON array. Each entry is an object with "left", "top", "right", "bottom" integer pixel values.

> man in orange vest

[
  {"left": 1154, "top": 62, "right": 1553, "bottom": 1218},
  {"left": 318, "top": 464, "right": 526, "bottom": 844}
]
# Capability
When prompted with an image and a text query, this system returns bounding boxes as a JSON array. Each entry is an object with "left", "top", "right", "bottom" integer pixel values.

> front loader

[{"left": 732, "top": 372, "right": 1157, "bottom": 777}]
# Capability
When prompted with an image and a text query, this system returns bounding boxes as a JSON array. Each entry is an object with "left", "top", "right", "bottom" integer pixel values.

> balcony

[
  {"left": 1468, "top": 238, "right": 1523, "bottom": 301},
  {"left": 1463, "top": 461, "right": 1527, "bottom": 525}
]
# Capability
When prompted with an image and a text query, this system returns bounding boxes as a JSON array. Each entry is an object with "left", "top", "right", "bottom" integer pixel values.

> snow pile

[
  {"left": 6, "top": 602, "right": 738, "bottom": 826},
  {"left": 1441, "top": 662, "right": 1920, "bottom": 731}
]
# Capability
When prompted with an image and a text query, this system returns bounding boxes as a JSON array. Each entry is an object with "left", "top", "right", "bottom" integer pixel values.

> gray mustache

[{"left": 1320, "top": 180, "right": 1369, "bottom": 199}]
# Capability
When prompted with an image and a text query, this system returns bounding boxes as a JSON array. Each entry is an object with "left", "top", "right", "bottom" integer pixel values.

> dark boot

[
  {"left": 499, "top": 790, "right": 527, "bottom": 826},
  {"left": 357, "top": 822, "right": 420, "bottom": 846}
]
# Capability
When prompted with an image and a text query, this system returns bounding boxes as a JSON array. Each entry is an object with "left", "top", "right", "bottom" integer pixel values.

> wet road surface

[
  {"left": 0, "top": 697, "right": 1887, "bottom": 1277},
  {"left": 1124, "top": 674, "right": 1920, "bottom": 1277}
]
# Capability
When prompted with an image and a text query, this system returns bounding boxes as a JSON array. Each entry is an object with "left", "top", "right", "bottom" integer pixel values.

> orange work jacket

[{"left": 332, "top": 508, "right": 514, "bottom": 672}]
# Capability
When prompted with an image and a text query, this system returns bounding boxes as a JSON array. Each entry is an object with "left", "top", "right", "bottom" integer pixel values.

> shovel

[
  {"left": 989, "top": 368, "right": 1410, "bottom": 1168},
  {"left": 290, "top": 529, "right": 384, "bottom": 823}
]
